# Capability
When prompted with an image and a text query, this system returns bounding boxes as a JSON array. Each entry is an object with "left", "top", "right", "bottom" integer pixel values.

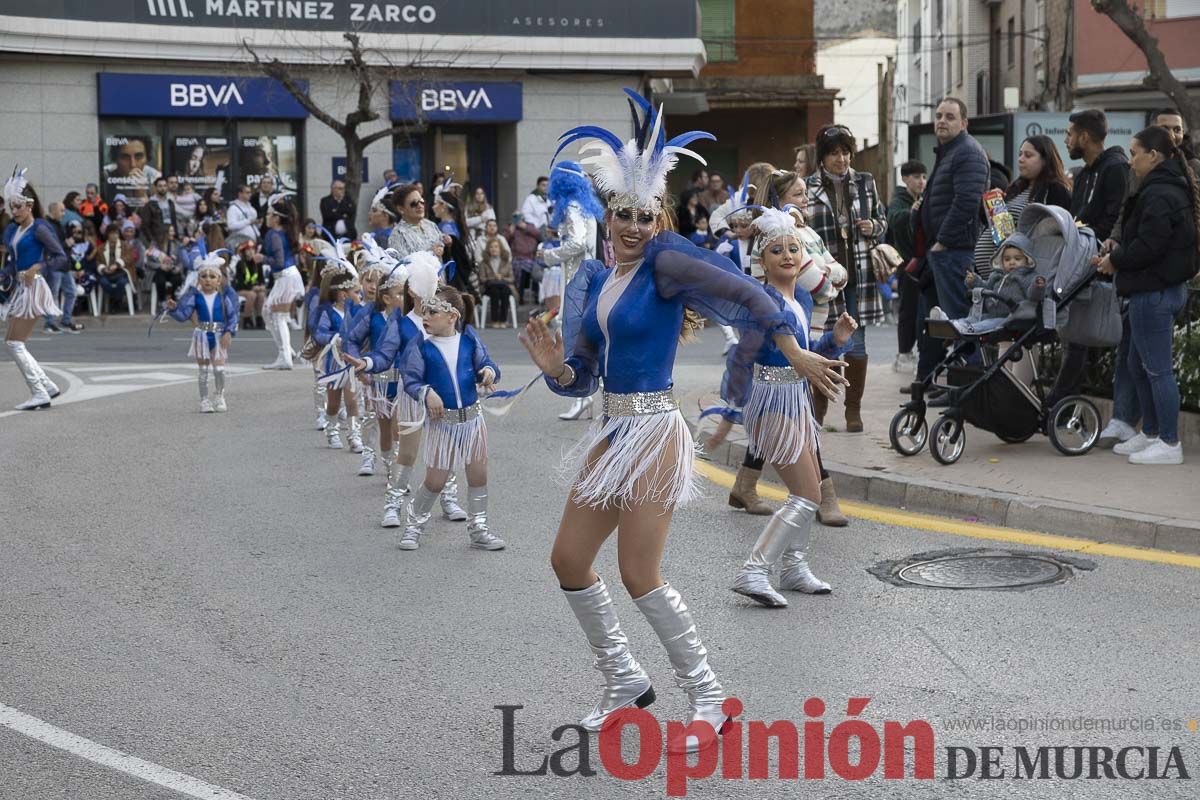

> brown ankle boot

[
  {"left": 728, "top": 466, "right": 773, "bottom": 515},
  {"left": 817, "top": 477, "right": 849, "bottom": 527},
  {"left": 843, "top": 356, "right": 868, "bottom": 433}
]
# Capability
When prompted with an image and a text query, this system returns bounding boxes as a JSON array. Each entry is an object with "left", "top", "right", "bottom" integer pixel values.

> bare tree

[
  {"left": 244, "top": 32, "right": 449, "bottom": 214},
  {"left": 1091, "top": 0, "right": 1200, "bottom": 130}
]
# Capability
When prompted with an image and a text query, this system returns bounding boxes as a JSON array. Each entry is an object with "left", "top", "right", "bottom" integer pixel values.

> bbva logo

[
  {"left": 420, "top": 87, "right": 494, "bottom": 113},
  {"left": 170, "top": 82, "right": 245, "bottom": 108}
]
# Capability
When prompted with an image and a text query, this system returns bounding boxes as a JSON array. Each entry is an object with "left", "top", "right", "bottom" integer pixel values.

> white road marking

[
  {"left": 0, "top": 702, "right": 260, "bottom": 800},
  {"left": 91, "top": 372, "right": 196, "bottom": 383}
]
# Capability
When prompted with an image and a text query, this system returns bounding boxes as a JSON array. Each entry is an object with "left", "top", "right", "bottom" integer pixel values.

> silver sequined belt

[
  {"left": 754, "top": 364, "right": 804, "bottom": 384},
  {"left": 439, "top": 402, "right": 482, "bottom": 424},
  {"left": 602, "top": 389, "right": 678, "bottom": 417},
  {"left": 197, "top": 322, "right": 222, "bottom": 333}
]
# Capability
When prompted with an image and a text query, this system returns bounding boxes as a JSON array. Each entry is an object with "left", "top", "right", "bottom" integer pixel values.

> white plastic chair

[
  {"left": 479, "top": 293, "right": 519, "bottom": 328},
  {"left": 96, "top": 282, "right": 136, "bottom": 316}
]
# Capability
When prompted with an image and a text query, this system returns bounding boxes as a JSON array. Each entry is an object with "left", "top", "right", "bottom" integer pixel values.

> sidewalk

[{"left": 685, "top": 352, "right": 1200, "bottom": 555}]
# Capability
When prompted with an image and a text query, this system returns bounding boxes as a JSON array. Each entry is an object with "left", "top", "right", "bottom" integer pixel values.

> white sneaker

[
  {"left": 199, "top": 398, "right": 215, "bottom": 413},
  {"left": 214, "top": 393, "right": 228, "bottom": 413},
  {"left": 381, "top": 505, "right": 402, "bottom": 528},
  {"left": 358, "top": 451, "right": 376, "bottom": 476},
  {"left": 349, "top": 432, "right": 364, "bottom": 454},
  {"left": 1097, "top": 419, "right": 1136, "bottom": 449},
  {"left": 929, "top": 306, "right": 949, "bottom": 320},
  {"left": 316, "top": 410, "right": 328, "bottom": 431},
  {"left": 892, "top": 352, "right": 916, "bottom": 373},
  {"left": 1113, "top": 432, "right": 1155, "bottom": 455},
  {"left": 398, "top": 527, "right": 421, "bottom": 550},
  {"left": 1129, "top": 440, "right": 1183, "bottom": 465},
  {"left": 261, "top": 357, "right": 287, "bottom": 370},
  {"left": 327, "top": 428, "right": 344, "bottom": 449}
]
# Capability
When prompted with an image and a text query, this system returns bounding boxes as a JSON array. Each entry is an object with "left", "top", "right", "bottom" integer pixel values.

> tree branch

[
  {"left": 1090, "top": 0, "right": 1200, "bottom": 131},
  {"left": 360, "top": 123, "right": 420, "bottom": 148},
  {"left": 244, "top": 39, "right": 346, "bottom": 136}
]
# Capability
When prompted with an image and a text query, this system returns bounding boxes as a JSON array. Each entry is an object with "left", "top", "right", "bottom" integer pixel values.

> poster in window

[
  {"left": 170, "top": 135, "right": 231, "bottom": 197},
  {"left": 239, "top": 134, "right": 298, "bottom": 193},
  {"left": 102, "top": 133, "right": 162, "bottom": 206}
]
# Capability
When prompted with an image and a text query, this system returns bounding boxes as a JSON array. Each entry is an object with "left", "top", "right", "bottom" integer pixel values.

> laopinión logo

[{"left": 495, "top": 699, "right": 1192, "bottom": 797}]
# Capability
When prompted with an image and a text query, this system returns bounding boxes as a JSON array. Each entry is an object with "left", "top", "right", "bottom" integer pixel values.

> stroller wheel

[
  {"left": 889, "top": 409, "right": 928, "bottom": 456},
  {"left": 1047, "top": 396, "right": 1101, "bottom": 456},
  {"left": 930, "top": 415, "right": 966, "bottom": 465}
]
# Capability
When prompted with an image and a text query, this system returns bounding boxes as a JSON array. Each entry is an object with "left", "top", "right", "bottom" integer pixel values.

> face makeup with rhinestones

[
  {"left": 607, "top": 208, "right": 658, "bottom": 263},
  {"left": 760, "top": 235, "right": 804, "bottom": 288}
]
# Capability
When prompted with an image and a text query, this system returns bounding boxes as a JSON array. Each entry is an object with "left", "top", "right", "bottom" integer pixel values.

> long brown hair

[
  {"left": 1007, "top": 135, "right": 1071, "bottom": 201},
  {"left": 431, "top": 285, "right": 476, "bottom": 332},
  {"left": 753, "top": 169, "right": 801, "bottom": 210}
]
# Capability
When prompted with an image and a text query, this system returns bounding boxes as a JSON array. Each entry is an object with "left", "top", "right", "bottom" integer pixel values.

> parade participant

[
  {"left": 710, "top": 170, "right": 757, "bottom": 354},
  {"left": 260, "top": 197, "right": 305, "bottom": 370},
  {"left": 397, "top": 284, "right": 505, "bottom": 552},
  {"left": 388, "top": 183, "right": 444, "bottom": 259},
  {"left": 2, "top": 168, "right": 66, "bottom": 411},
  {"left": 344, "top": 252, "right": 469, "bottom": 528},
  {"left": 310, "top": 263, "right": 362, "bottom": 450},
  {"left": 519, "top": 91, "right": 848, "bottom": 753},
  {"left": 726, "top": 208, "right": 857, "bottom": 607},
  {"left": 342, "top": 249, "right": 391, "bottom": 475},
  {"left": 164, "top": 255, "right": 239, "bottom": 413},
  {"left": 367, "top": 184, "right": 397, "bottom": 248},
  {"left": 301, "top": 240, "right": 335, "bottom": 430},
  {"left": 537, "top": 159, "right": 604, "bottom": 421}
]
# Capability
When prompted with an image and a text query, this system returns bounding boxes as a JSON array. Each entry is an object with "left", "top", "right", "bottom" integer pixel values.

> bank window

[
  {"left": 98, "top": 119, "right": 163, "bottom": 206},
  {"left": 700, "top": 0, "right": 736, "bottom": 63},
  {"left": 236, "top": 122, "right": 300, "bottom": 196},
  {"left": 165, "top": 120, "right": 232, "bottom": 201}
]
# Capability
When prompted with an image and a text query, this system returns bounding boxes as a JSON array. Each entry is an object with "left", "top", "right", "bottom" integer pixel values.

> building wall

[
  {"left": 1074, "top": 0, "right": 1200, "bottom": 89},
  {"left": 702, "top": 0, "right": 817, "bottom": 77},
  {"left": 671, "top": 107, "right": 814, "bottom": 179},
  {"left": 817, "top": 37, "right": 896, "bottom": 145}
]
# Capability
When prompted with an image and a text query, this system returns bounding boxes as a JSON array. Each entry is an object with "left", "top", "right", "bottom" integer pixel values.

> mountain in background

[{"left": 814, "top": 0, "right": 896, "bottom": 39}]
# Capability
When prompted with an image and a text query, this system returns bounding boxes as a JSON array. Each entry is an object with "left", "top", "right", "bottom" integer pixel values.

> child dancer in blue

[
  {"left": 343, "top": 242, "right": 396, "bottom": 476},
  {"left": 310, "top": 264, "right": 361, "bottom": 449},
  {"left": 397, "top": 284, "right": 505, "bottom": 552},
  {"left": 164, "top": 256, "right": 240, "bottom": 413}
]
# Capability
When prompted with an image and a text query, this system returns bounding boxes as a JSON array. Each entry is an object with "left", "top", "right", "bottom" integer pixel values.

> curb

[{"left": 699, "top": 434, "right": 1200, "bottom": 557}]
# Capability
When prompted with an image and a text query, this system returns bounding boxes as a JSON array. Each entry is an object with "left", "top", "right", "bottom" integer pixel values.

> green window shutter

[{"left": 700, "top": 0, "right": 736, "bottom": 63}]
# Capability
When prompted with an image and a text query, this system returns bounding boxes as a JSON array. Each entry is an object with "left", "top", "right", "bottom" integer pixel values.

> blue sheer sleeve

[
  {"left": 313, "top": 306, "right": 337, "bottom": 347},
  {"left": 222, "top": 286, "right": 239, "bottom": 336},
  {"left": 547, "top": 258, "right": 605, "bottom": 398},
  {"left": 363, "top": 311, "right": 404, "bottom": 374},
  {"left": 399, "top": 337, "right": 429, "bottom": 401},
  {"left": 811, "top": 331, "right": 850, "bottom": 359},
  {"left": 466, "top": 326, "right": 500, "bottom": 383},
  {"left": 720, "top": 327, "right": 765, "bottom": 408},
  {"left": 34, "top": 221, "right": 68, "bottom": 272},
  {"left": 262, "top": 230, "right": 286, "bottom": 271},
  {"left": 343, "top": 305, "right": 372, "bottom": 358},
  {"left": 647, "top": 232, "right": 796, "bottom": 335},
  {"left": 168, "top": 287, "right": 197, "bottom": 323},
  {"left": 304, "top": 290, "right": 321, "bottom": 335}
]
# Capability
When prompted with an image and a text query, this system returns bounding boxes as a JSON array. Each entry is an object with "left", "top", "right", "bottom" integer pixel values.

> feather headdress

[
  {"left": 751, "top": 206, "right": 804, "bottom": 244},
  {"left": 195, "top": 248, "right": 231, "bottom": 277},
  {"left": 312, "top": 224, "right": 359, "bottom": 281},
  {"left": 710, "top": 168, "right": 755, "bottom": 233},
  {"left": 400, "top": 251, "right": 444, "bottom": 309},
  {"left": 432, "top": 172, "right": 460, "bottom": 203},
  {"left": 552, "top": 89, "right": 715, "bottom": 213},
  {"left": 358, "top": 235, "right": 399, "bottom": 278},
  {"left": 370, "top": 183, "right": 399, "bottom": 220},
  {"left": 4, "top": 166, "right": 29, "bottom": 207}
]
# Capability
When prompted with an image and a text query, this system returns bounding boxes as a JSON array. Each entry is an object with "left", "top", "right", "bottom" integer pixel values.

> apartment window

[
  {"left": 700, "top": 0, "right": 736, "bottom": 63},
  {"left": 1008, "top": 17, "right": 1016, "bottom": 66}
]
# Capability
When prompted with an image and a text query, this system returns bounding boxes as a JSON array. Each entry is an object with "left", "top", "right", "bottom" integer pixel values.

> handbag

[{"left": 869, "top": 241, "right": 905, "bottom": 283}]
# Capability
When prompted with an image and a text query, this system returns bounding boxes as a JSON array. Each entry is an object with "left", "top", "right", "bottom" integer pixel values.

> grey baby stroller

[{"left": 890, "top": 203, "right": 1123, "bottom": 464}]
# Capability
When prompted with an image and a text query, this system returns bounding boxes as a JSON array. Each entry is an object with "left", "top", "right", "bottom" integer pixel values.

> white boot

[
  {"left": 262, "top": 314, "right": 284, "bottom": 369},
  {"left": 348, "top": 415, "right": 364, "bottom": 453},
  {"left": 778, "top": 496, "right": 832, "bottom": 594},
  {"left": 400, "top": 485, "right": 437, "bottom": 550},
  {"left": 7, "top": 342, "right": 51, "bottom": 411},
  {"left": 313, "top": 382, "right": 328, "bottom": 430},
  {"left": 326, "top": 419, "right": 344, "bottom": 449},
  {"left": 558, "top": 395, "right": 594, "bottom": 421},
  {"left": 197, "top": 364, "right": 214, "bottom": 413},
  {"left": 275, "top": 313, "right": 294, "bottom": 369}
]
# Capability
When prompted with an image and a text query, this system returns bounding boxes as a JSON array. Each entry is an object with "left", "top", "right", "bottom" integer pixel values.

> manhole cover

[
  {"left": 870, "top": 547, "right": 1095, "bottom": 591},
  {"left": 897, "top": 555, "right": 1064, "bottom": 589}
]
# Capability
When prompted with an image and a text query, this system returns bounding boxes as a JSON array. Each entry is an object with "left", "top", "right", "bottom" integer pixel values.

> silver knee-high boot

[
  {"left": 7, "top": 341, "right": 51, "bottom": 411},
  {"left": 212, "top": 366, "right": 227, "bottom": 412},
  {"left": 778, "top": 495, "right": 832, "bottom": 594},
  {"left": 381, "top": 448, "right": 412, "bottom": 528},
  {"left": 440, "top": 473, "right": 468, "bottom": 521},
  {"left": 347, "top": 414, "right": 364, "bottom": 453},
  {"left": 634, "top": 583, "right": 728, "bottom": 754},
  {"left": 466, "top": 486, "right": 505, "bottom": 550},
  {"left": 313, "top": 378, "right": 328, "bottom": 430},
  {"left": 730, "top": 501, "right": 800, "bottom": 608},
  {"left": 399, "top": 484, "right": 437, "bottom": 550},
  {"left": 563, "top": 578, "right": 655, "bottom": 732},
  {"left": 356, "top": 411, "right": 376, "bottom": 473},
  {"left": 197, "top": 364, "right": 213, "bottom": 412}
]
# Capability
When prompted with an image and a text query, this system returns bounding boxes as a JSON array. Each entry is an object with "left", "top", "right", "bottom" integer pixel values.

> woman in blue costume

[
  {"left": 519, "top": 92, "right": 849, "bottom": 754},
  {"left": 164, "top": 255, "right": 240, "bottom": 413},
  {"left": 725, "top": 208, "right": 857, "bottom": 607},
  {"left": 2, "top": 168, "right": 66, "bottom": 411},
  {"left": 260, "top": 197, "right": 305, "bottom": 371}
]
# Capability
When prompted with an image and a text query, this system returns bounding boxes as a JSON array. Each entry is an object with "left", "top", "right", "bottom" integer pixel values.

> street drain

[{"left": 871, "top": 547, "right": 1095, "bottom": 591}]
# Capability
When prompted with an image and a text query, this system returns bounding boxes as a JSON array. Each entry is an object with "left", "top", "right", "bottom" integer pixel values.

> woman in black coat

[{"left": 1097, "top": 126, "right": 1200, "bottom": 466}]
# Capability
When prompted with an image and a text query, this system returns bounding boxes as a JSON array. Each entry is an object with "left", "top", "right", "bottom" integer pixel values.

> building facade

[{"left": 0, "top": 1, "right": 705, "bottom": 226}]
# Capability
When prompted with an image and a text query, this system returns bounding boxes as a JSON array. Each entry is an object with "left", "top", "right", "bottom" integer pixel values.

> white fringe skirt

[
  {"left": 564, "top": 391, "right": 699, "bottom": 511},
  {"left": 1, "top": 274, "right": 61, "bottom": 320},
  {"left": 540, "top": 265, "right": 564, "bottom": 302},
  {"left": 188, "top": 327, "right": 227, "bottom": 363},
  {"left": 265, "top": 265, "right": 304, "bottom": 308},
  {"left": 424, "top": 405, "right": 488, "bottom": 471},
  {"left": 742, "top": 365, "right": 818, "bottom": 466}
]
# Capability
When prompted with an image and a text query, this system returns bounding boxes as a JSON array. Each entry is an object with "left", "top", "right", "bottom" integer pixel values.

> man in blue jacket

[{"left": 916, "top": 97, "right": 990, "bottom": 378}]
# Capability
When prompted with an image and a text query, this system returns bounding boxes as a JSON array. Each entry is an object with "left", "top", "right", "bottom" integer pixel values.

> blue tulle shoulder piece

[{"left": 560, "top": 258, "right": 610, "bottom": 364}]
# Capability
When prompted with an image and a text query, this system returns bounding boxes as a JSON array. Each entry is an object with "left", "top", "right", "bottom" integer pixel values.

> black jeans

[
  {"left": 897, "top": 271, "right": 920, "bottom": 355},
  {"left": 483, "top": 281, "right": 514, "bottom": 323},
  {"left": 153, "top": 269, "right": 184, "bottom": 306},
  {"left": 1045, "top": 342, "right": 1090, "bottom": 408}
]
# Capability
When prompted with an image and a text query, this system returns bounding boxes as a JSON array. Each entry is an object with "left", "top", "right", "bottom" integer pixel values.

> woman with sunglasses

[
  {"left": 2, "top": 168, "right": 67, "bottom": 410},
  {"left": 387, "top": 183, "right": 444, "bottom": 260},
  {"left": 520, "top": 92, "right": 848, "bottom": 755}
]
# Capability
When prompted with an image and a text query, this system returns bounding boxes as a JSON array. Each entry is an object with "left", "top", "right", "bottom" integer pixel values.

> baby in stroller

[{"left": 931, "top": 233, "right": 1045, "bottom": 335}]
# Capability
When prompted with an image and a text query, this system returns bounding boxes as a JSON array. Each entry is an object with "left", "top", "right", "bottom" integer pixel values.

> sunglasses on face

[
  {"left": 615, "top": 209, "right": 656, "bottom": 227},
  {"left": 408, "top": 199, "right": 425, "bottom": 208}
]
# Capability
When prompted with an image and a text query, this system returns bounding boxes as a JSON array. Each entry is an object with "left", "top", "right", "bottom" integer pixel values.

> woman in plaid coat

[{"left": 804, "top": 124, "right": 887, "bottom": 432}]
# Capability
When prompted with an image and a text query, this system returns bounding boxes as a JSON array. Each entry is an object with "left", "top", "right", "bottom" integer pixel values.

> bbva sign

[{"left": 391, "top": 81, "right": 522, "bottom": 123}]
